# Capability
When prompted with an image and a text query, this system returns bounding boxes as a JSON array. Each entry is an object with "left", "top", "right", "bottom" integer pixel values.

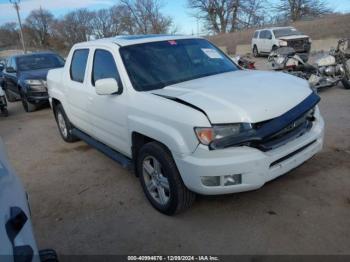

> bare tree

[
  {"left": 239, "top": 0, "right": 268, "bottom": 29},
  {"left": 121, "top": 0, "right": 173, "bottom": 34},
  {"left": 91, "top": 5, "right": 134, "bottom": 38},
  {"left": 52, "top": 9, "right": 93, "bottom": 48},
  {"left": 187, "top": 0, "right": 267, "bottom": 34},
  {"left": 274, "top": 0, "right": 332, "bottom": 22},
  {"left": 91, "top": 9, "right": 114, "bottom": 38},
  {"left": 24, "top": 7, "right": 54, "bottom": 47},
  {"left": 188, "top": 0, "right": 237, "bottom": 34},
  {"left": 0, "top": 22, "right": 20, "bottom": 48}
]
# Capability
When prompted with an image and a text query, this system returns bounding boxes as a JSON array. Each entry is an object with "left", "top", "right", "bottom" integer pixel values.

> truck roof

[
  {"left": 75, "top": 34, "right": 202, "bottom": 47},
  {"left": 10, "top": 51, "right": 58, "bottom": 59},
  {"left": 255, "top": 26, "right": 295, "bottom": 32}
]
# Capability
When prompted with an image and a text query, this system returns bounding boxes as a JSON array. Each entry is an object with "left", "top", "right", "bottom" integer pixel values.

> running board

[{"left": 71, "top": 128, "right": 132, "bottom": 169}]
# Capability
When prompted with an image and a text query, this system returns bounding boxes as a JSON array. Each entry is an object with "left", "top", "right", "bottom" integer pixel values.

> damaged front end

[{"left": 209, "top": 92, "right": 320, "bottom": 151}]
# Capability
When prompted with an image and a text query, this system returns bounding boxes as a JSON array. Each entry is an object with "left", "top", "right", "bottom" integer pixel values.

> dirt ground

[{"left": 0, "top": 65, "right": 350, "bottom": 255}]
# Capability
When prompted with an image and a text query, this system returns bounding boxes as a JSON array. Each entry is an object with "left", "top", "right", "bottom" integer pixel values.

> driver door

[{"left": 85, "top": 47, "right": 130, "bottom": 156}]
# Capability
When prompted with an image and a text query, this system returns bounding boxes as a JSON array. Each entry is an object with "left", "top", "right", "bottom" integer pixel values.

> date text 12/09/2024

[{"left": 127, "top": 256, "right": 220, "bottom": 261}]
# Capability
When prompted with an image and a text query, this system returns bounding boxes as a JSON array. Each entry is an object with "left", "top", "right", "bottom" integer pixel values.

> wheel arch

[
  {"left": 51, "top": 98, "right": 61, "bottom": 119},
  {"left": 131, "top": 132, "right": 174, "bottom": 176}
]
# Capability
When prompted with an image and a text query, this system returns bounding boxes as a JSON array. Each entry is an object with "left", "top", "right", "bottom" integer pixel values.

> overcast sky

[{"left": 0, "top": 0, "right": 349, "bottom": 35}]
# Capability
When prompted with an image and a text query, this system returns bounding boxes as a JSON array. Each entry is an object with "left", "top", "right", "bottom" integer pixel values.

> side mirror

[
  {"left": 6, "top": 66, "right": 16, "bottom": 73},
  {"left": 95, "top": 78, "right": 120, "bottom": 95}
]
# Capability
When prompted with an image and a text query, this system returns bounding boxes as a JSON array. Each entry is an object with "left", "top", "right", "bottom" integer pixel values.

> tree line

[{"left": 0, "top": 0, "right": 332, "bottom": 53}]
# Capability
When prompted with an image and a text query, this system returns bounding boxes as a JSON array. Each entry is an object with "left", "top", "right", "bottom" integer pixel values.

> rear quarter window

[
  {"left": 253, "top": 31, "right": 259, "bottom": 39},
  {"left": 70, "top": 49, "right": 89, "bottom": 83}
]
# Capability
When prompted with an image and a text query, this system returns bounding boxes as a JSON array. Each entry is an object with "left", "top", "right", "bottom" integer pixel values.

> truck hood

[
  {"left": 18, "top": 68, "right": 52, "bottom": 81},
  {"left": 152, "top": 70, "right": 312, "bottom": 124},
  {"left": 278, "top": 35, "right": 309, "bottom": 41}
]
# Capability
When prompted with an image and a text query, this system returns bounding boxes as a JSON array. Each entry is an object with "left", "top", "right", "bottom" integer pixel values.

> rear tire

[
  {"left": 137, "top": 142, "right": 196, "bottom": 215},
  {"left": 54, "top": 103, "right": 79, "bottom": 143},
  {"left": 253, "top": 45, "right": 259, "bottom": 57}
]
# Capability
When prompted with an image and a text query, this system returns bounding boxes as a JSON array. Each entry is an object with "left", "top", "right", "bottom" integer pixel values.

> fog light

[
  {"left": 223, "top": 174, "right": 242, "bottom": 186},
  {"left": 201, "top": 176, "right": 220, "bottom": 187}
]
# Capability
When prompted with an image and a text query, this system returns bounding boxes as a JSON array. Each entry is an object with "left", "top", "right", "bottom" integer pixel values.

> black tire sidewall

[
  {"left": 342, "top": 78, "right": 350, "bottom": 89},
  {"left": 137, "top": 143, "right": 185, "bottom": 215},
  {"left": 20, "top": 91, "right": 29, "bottom": 112},
  {"left": 253, "top": 46, "right": 259, "bottom": 57},
  {"left": 54, "top": 104, "right": 77, "bottom": 142},
  {"left": 20, "top": 90, "right": 36, "bottom": 112}
]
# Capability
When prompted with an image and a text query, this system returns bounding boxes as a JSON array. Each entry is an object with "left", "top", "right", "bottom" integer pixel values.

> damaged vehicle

[
  {"left": 252, "top": 27, "right": 311, "bottom": 57},
  {"left": 268, "top": 39, "right": 350, "bottom": 89},
  {"left": 47, "top": 35, "right": 324, "bottom": 215}
]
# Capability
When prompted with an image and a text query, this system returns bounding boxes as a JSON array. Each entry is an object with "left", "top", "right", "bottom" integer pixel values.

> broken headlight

[{"left": 194, "top": 123, "right": 252, "bottom": 146}]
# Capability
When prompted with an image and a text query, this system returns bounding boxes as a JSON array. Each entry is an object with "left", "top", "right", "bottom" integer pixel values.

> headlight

[
  {"left": 24, "top": 79, "right": 47, "bottom": 91},
  {"left": 25, "top": 79, "right": 42, "bottom": 85},
  {"left": 195, "top": 124, "right": 251, "bottom": 146},
  {"left": 278, "top": 40, "right": 288, "bottom": 47}
]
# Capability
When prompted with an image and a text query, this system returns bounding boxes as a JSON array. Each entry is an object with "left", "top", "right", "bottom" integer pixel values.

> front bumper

[
  {"left": 173, "top": 110, "right": 324, "bottom": 195},
  {"left": 27, "top": 92, "right": 49, "bottom": 104}
]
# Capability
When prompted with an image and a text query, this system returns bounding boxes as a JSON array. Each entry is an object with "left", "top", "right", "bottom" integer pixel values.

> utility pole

[{"left": 10, "top": 0, "right": 26, "bottom": 54}]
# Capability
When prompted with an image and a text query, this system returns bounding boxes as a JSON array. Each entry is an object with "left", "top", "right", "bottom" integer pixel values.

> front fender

[{"left": 128, "top": 115, "right": 199, "bottom": 155}]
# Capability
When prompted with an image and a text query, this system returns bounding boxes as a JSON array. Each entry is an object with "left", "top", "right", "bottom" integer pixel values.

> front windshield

[
  {"left": 120, "top": 39, "right": 239, "bottom": 91},
  {"left": 17, "top": 54, "right": 65, "bottom": 71},
  {"left": 273, "top": 28, "right": 302, "bottom": 38}
]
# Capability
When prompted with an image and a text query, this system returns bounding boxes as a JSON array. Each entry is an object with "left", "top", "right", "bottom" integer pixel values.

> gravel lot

[{"left": 0, "top": 63, "right": 350, "bottom": 255}]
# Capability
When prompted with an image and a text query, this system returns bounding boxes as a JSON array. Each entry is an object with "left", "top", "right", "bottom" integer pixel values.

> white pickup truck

[{"left": 47, "top": 35, "right": 324, "bottom": 215}]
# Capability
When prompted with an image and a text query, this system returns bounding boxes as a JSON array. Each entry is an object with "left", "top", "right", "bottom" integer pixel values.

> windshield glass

[
  {"left": 17, "top": 54, "right": 65, "bottom": 71},
  {"left": 120, "top": 39, "right": 239, "bottom": 91},
  {"left": 273, "top": 28, "right": 302, "bottom": 38}
]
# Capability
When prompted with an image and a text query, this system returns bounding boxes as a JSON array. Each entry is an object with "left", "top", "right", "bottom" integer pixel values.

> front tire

[
  {"left": 1, "top": 107, "right": 8, "bottom": 117},
  {"left": 54, "top": 104, "right": 79, "bottom": 143},
  {"left": 137, "top": 142, "right": 195, "bottom": 215},
  {"left": 4, "top": 89, "right": 17, "bottom": 102},
  {"left": 253, "top": 45, "right": 259, "bottom": 57},
  {"left": 20, "top": 91, "right": 36, "bottom": 112},
  {"left": 342, "top": 78, "right": 350, "bottom": 89}
]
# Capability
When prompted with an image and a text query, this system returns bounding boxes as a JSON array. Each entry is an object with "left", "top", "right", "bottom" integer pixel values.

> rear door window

[
  {"left": 70, "top": 49, "right": 89, "bottom": 83},
  {"left": 265, "top": 31, "right": 272, "bottom": 39},
  {"left": 260, "top": 30, "right": 267, "bottom": 39}
]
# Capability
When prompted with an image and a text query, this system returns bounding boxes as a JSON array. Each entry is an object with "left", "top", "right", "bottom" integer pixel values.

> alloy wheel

[
  {"left": 142, "top": 156, "right": 170, "bottom": 205},
  {"left": 57, "top": 112, "right": 68, "bottom": 138}
]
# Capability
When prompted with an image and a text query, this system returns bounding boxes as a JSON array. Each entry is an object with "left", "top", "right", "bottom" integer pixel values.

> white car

[
  {"left": 251, "top": 27, "right": 311, "bottom": 57},
  {"left": 47, "top": 35, "right": 324, "bottom": 215}
]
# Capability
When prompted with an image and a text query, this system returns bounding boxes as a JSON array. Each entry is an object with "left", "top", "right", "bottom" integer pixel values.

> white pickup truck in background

[{"left": 47, "top": 35, "right": 324, "bottom": 215}]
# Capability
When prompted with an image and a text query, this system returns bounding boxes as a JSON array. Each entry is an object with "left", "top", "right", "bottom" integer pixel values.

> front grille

[
  {"left": 254, "top": 108, "right": 315, "bottom": 151},
  {"left": 288, "top": 38, "right": 309, "bottom": 52},
  {"left": 208, "top": 92, "right": 320, "bottom": 151},
  {"left": 28, "top": 91, "right": 48, "bottom": 97}
]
